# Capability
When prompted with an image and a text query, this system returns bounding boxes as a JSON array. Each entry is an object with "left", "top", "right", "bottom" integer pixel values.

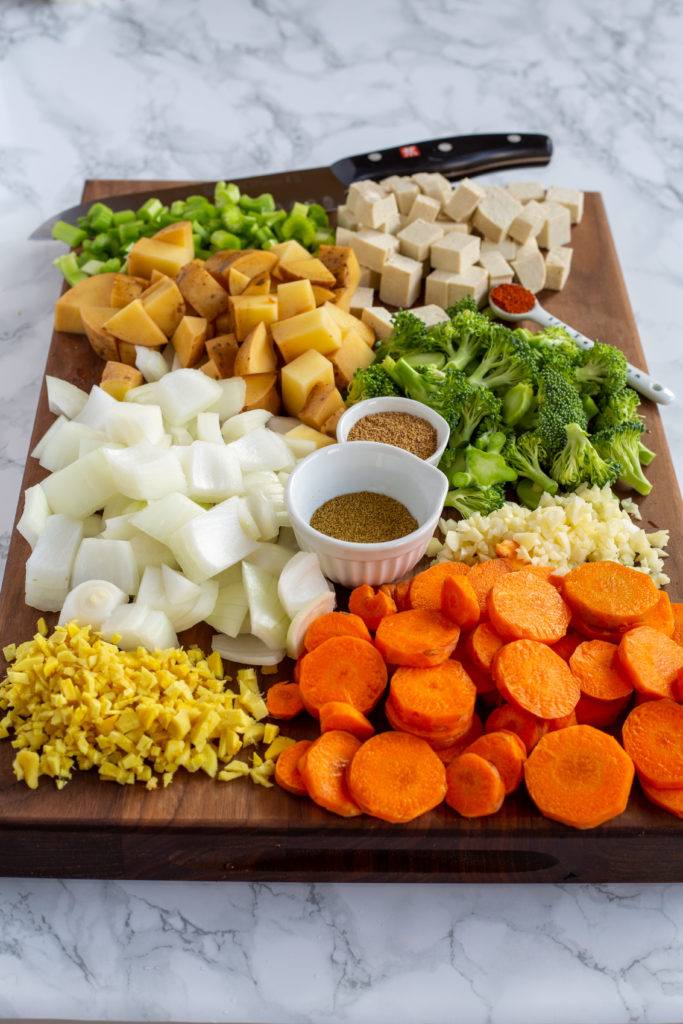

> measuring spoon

[{"left": 488, "top": 286, "right": 675, "bottom": 405}]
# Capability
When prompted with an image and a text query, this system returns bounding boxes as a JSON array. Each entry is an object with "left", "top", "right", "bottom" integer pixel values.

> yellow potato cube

[
  {"left": 230, "top": 293, "right": 279, "bottom": 341},
  {"left": 110, "top": 274, "right": 146, "bottom": 309},
  {"left": 269, "top": 239, "right": 311, "bottom": 264},
  {"left": 205, "top": 333, "right": 239, "bottom": 378},
  {"left": 228, "top": 266, "right": 251, "bottom": 296},
  {"left": 328, "top": 327, "right": 376, "bottom": 390},
  {"left": 233, "top": 321, "right": 278, "bottom": 376},
  {"left": 324, "top": 301, "right": 375, "bottom": 347},
  {"left": 54, "top": 272, "right": 119, "bottom": 334},
  {"left": 271, "top": 305, "right": 341, "bottom": 363},
  {"left": 278, "top": 257, "right": 337, "bottom": 287},
  {"left": 176, "top": 259, "right": 231, "bottom": 321},
  {"left": 100, "top": 361, "right": 144, "bottom": 400},
  {"left": 152, "top": 219, "right": 193, "bottom": 249},
  {"left": 80, "top": 305, "right": 122, "bottom": 362},
  {"left": 298, "top": 382, "right": 345, "bottom": 432},
  {"left": 284, "top": 424, "right": 335, "bottom": 449},
  {"left": 280, "top": 347, "right": 335, "bottom": 416},
  {"left": 141, "top": 275, "right": 186, "bottom": 336},
  {"left": 242, "top": 372, "right": 280, "bottom": 414},
  {"left": 104, "top": 299, "right": 168, "bottom": 348},
  {"left": 277, "top": 278, "right": 316, "bottom": 320},
  {"left": 127, "top": 237, "right": 193, "bottom": 279},
  {"left": 171, "top": 315, "right": 208, "bottom": 367}
]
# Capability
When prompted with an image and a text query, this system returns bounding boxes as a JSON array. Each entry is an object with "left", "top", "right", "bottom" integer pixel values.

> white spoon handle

[{"left": 531, "top": 307, "right": 675, "bottom": 406}]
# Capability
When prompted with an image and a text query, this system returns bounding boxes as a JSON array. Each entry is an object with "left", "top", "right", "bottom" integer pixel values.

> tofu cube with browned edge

[
  {"left": 430, "top": 233, "right": 480, "bottom": 273},
  {"left": 472, "top": 191, "right": 523, "bottom": 243},
  {"left": 443, "top": 178, "right": 486, "bottom": 222},
  {"left": 544, "top": 246, "right": 573, "bottom": 290},
  {"left": 379, "top": 254, "right": 423, "bottom": 308},
  {"left": 397, "top": 219, "right": 444, "bottom": 262}
]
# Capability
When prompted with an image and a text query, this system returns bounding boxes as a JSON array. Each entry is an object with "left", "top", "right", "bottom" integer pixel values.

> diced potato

[
  {"left": 171, "top": 315, "right": 208, "bottom": 368},
  {"left": 100, "top": 360, "right": 144, "bottom": 400},
  {"left": 117, "top": 340, "right": 144, "bottom": 367},
  {"left": 80, "top": 305, "right": 122, "bottom": 362},
  {"left": 152, "top": 219, "right": 194, "bottom": 249},
  {"left": 205, "top": 333, "right": 239, "bottom": 378},
  {"left": 141, "top": 275, "right": 185, "bottom": 336},
  {"left": 228, "top": 266, "right": 251, "bottom": 295},
  {"left": 285, "top": 424, "right": 335, "bottom": 449},
  {"left": 323, "top": 301, "right": 375, "bottom": 347},
  {"left": 316, "top": 245, "right": 361, "bottom": 293},
  {"left": 297, "top": 383, "right": 345, "bottom": 432},
  {"left": 104, "top": 299, "right": 168, "bottom": 348},
  {"left": 204, "top": 250, "right": 249, "bottom": 288},
  {"left": 127, "top": 237, "right": 194, "bottom": 279},
  {"left": 230, "top": 293, "right": 279, "bottom": 341},
  {"left": 242, "top": 372, "right": 280, "bottom": 414},
  {"left": 231, "top": 250, "right": 278, "bottom": 279},
  {"left": 54, "top": 273, "right": 119, "bottom": 334},
  {"left": 278, "top": 258, "right": 337, "bottom": 288},
  {"left": 271, "top": 306, "right": 341, "bottom": 363},
  {"left": 233, "top": 322, "right": 278, "bottom": 376},
  {"left": 110, "top": 274, "right": 147, "bottom": 309},
  {"left": 243, "top": 272, "right": 271, "bottom": 295},
  {"left": 200, "top": 359, "right": 221, "bottom": 380},
  {"left": 277, "top": 279, "right": 316, "bottom": 320},
  {"left": 214, "top": 310, "right": 233, "bottom": 335},
  {"left": 176, "top": 259, "right": 231, "bottom": 321},
  {"left": 269, "top": 240, "right": 311, "bottom": 265},
  {"left": 280, "top": 347, "right": 335, "bottom": 417},
  {"left": 320, "top": 405, "right": 344, "bottom": 438},
  {"left": 311, "top": 285, "right": 336, "bottom": 306},
  {"left": 328, "top": 327, "right": 376, "bottom": 390}
]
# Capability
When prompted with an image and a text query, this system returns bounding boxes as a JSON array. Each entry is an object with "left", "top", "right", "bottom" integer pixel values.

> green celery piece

[
  {"left": 252, "top": 226, "right": 275, "bottom": 246},
  {"left": 281, "top": 213, "right": 316, "bottom": 248},
  {"left": 54, "top": 252, "right": 88, "bottom": 286},
  {"left": 51, "top": 220, "right": 87, "bottom": 248},
  {"left": 79, "top": 258, "right": 106, "bottom": 275},
  {"left": 170, "top": 200, "right": 188, "bottom": 216},
  {"left": 289, "top": 201, "right": 309, "bottom": 218},
  {"left": 307, "top": 203, "right": 329, "bottom": 227},
  {"left": 112, "top": 209, "right": 136, "bottom": 226},
  {"left": 215, "top": 181, "right": 240, "bottom": 205},
  {"left": 191, "top": 219, "right": 209, "bottom": 244},
  {"left": 99, "top": 257, "right": 122, "bottom": 272},
  {"left": 137, "top": 197, "right": 163, "bottom": 221},
  {"left": 239, "top": 192, "right": 275, "bottom": 214},
  {"left": 87, "top": 202, "right": 114, "bottom": 232},
  {"left": 91, "top": 231, "right": 114, "bottom": 255},
  {"left": 221, "top": 205, "right": 244, "bottom": 233},
  {"left": 260, "top": 210, "right": 287, "bottom": 228},
  {"left": 117, "top": 221, "right": 143, "bottom": 245},
  {"left": 210, "top": 230, "right": 242, "bottom": 250},
  {"left": 196, "top": 248, "right": 213, "bottom": 260}
]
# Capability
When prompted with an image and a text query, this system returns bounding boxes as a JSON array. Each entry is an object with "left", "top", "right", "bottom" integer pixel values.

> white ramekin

[{"left": 335, "top": 395, "right": 450, "bottom": 467}]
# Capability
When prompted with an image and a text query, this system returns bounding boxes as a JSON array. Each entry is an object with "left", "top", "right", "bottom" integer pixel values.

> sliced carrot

[
  {"left": 524, "top": 724, "right": 634, "bottom": 829},
  {"left": 569, "top": 639, "right": 634, "bottom": 701},
  {"left": 672, "top": 603, "right": 683, "bottom": 648},
  {"left": 561, "top": 560, "right": 659, "bottom": 630},
  {"left": 266, "top": 681, "right": 305, "bottom": 720},
  {"left": 466, "top": 558, "right": 513, "bottom": 616},
  {"left": 493, "top": 638, "right": 580, "bottom": 720},
  {"left": 639, "top": 777, "right": 683, "bottom": 819},
  {"left": 487, "top": 571, "right": 571, "bottom": 644},
  {"left": 466, "top": 621, "right": 505, "bottom": 674},
  {"left": 551, "top": 631, "right": 583, "bottom": 662},
  {"left": 441, "top": 574, "right": 480, "bottom": 631},
  {"left": 513, "top": 563, "right": 562, "bottom": 587},
  {"left": 465, "top": 730, "right": 526, "bottom": 794},
  {"left": 571, "top": 613, "right": 627, "bottom": 643},
  {"left": 545, "top": 710, "right": 578, "bottom": 731},
  {"left": 348, "top": 584, "right": 397, "bottom": 632},
  {"left": 394, "top": 579, "right": 412, "bottom": 611},
  {"left": 617, "top": 625, "right": 683, "bottom": 700},
  {"left": 374, "top": 608, "right": 461, "bottom": 667},
  {"left": 445, "top": 752, "right": 506, "bottom": 818},
  {"left": 621, "top": 699, "right": 683, "bottom": 789},
  {"left": 300, "top": 730, "right": 363, "bottom": 817},
  {"left": 408, "top": 561, "right": 470, "bottom": 611},
  {"left": 639, "top": 590, "right": 675, "bottom": 637},
  {"left": 485, "top": 703, "right": 545, "bottom": 753},
  {"left": 457, "top": 649, "right": 498, "bottom": 695},
  {"left": 433, "top": 714, "right": 484, "bottom": 765},
  {"left": 274, "top": 739, "right": 312, "bottom": 796},
  {"left": 304, "top": 610, "right": 372, "bottom": 651},
  {"left": 384, "top": 695, "right": 473, "bottom": 749},
  {"left": 347, "top": 731, "right": 447, "bottom": 823},
  {"left": 575, "top": 693, "right": 632, "bottom": 728},
  {"left": 319, "top": 700, "right": 375, "bottom": 741},
  {"left": 389, "top": 659, "right": 476, "bottom": 733},
  {"left": 298, "top": 635, "right": 388, "bottom": 718}
]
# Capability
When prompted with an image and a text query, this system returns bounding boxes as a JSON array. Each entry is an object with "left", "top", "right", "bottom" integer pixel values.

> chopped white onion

[
  {"left": 184, "top": 441, "right": 243, "bottom": 502},
  {"left": 130, "top": 492, "right": 204, "bottom": 546},
  {"left": 285, "top": 590, "right": 337, "bottom": 659},
  {"left": 226, "top": 427, "right": 296, "bottom": 474},
  {"left": 221, "top": 408, "right": 272, "bottom": 442},
  {"left": 195, "top": 411, "right": 224, "bottom": 445},
  {"left": 58, "top": 579, "right": 128, "bottom": 630},
  {"left": 155, "top": 368, "right": 222, "bottom": 426},
  {"left": 98, "top": 512, "right": 140, "bottom": 541},
  {"left": 245, "top": 541, "right": 296, "bottom": 576},
  {"left": 39, "top": 420, "right": 106, "bottom": 472},
  {"left": 73, "top": 385, "right": 119, "bottom": 432},
  {"left": 16, "top": 483, "right": 50, "bottom": 549},
  {"left": 40, "top": 447, "right": 118, "bottom": 519},
  {"left": 103, "top": 442, "right": 187, "bottom": 500},
  {"left": 100, "top": 602, "right": 178, "bottom": 652},
  {"left": 211, "top": 631, "right": 285, "bottom": 667},
  {"left": 206, "top": 377, "right": 247, "bottom": 423},
  {"left": 172, "top": 579, "right": 219, "bottom": 632},
  {"left": 278, "top": 550, "right": 334, "bottom": 619},
  {"left": 25, "top": 514, "right": 84, "bottom": 611},
  {"left": 71, "top": 537, "right": 139, "bottom": 595},
  {"left": 206, "top": 579, "right": 248, "bottom": 638},
  {"left": 129, "top": 533, "right": 178, "bottom": 573},
  {"left": 105, "top": 401, "right": 165, "bottom": 446},
  {"left": 135, "top": 346, "right": 171, "bottom": 382},
  {"left": 136, "top": 566, "right": 166, "bottom": 608},
  {"left": 242, "top": 560, "right": 289, "bottom": 650},
  {"left": 31, "top": 414, "right": 67, "bottom": 461},
  {"left": 123, "top": 381, "right": 162, "bottom": 406},
  {"left": 46, "top": 376, "right": 88, "bottom": 420},
  {"left": 169, "top": 495, "right": 259, "bottom": 582}
]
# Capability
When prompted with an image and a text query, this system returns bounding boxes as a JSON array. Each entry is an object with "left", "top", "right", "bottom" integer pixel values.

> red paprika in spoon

[{"left": 490, "top": 282, "right": 536, "bottom": 314}]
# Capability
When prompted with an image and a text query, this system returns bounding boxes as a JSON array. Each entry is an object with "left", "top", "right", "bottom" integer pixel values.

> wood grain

[{"left": 1, "top": 180, "right": 682, "bottom": 883}]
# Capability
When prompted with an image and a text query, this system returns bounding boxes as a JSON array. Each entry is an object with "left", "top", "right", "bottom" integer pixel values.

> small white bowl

[
  {"left": 336, "top": 396, "right": 450, "bottom": 467},
  {"left": 284, "top": 441, "right": 449, "bottom": 588}
]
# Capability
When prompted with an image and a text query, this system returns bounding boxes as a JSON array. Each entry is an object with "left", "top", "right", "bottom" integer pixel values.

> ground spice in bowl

[
  {"left": 347, "top": 411, "right": 437, "bottom": 460},
  {"left": 310, "top": 491, "right": 418, "bottom": 543}
]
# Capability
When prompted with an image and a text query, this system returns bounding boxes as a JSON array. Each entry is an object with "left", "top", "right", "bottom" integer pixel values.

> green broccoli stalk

[
  {"left": 592, "top": 422, "right": 654, "bottom": 495},
  {"left": 638, "top": 437, "right": 656, "bottom": 466},
  {"left": 592, "top": 386, "right": 642, "bottom": 431},
  {"left": 535, "top": 365, "right": 587, "bottom": 458},
  {"left": 449, "top": 445, "right": 518, "bottom": 488},
  {"left": 549, "top": 422, "right": 621, "bottom": 489},
  {"left": 345, "top": 364, "right": 400, "bottom": 405},
  {"left": 515, "top": 479, "right": 547, "bottom": 510},
  {"left": 502, "top": 433, "right": 558, "bottom": 495},
  {"left": 501, "top": 381, "right": 536, "bottom": 427},
  {"left": 443, "top": 483, "right": 507, "bottom": 518},
  {"left": 438, "top": 446, "right": 467, "bottom": 487},
  {"left": 380, "top": 357, "right": 475, "bottom": 431},
  {"left": 472, "top": 427, "right": 508, "bottom": 453},
  {"left": 574, "top": 341, "right": 628, "bottom": 397}
]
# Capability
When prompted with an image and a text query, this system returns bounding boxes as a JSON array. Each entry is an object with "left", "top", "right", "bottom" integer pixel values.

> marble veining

[{"left": 2, "top": 0, "right": 683, "bottom": 1021}]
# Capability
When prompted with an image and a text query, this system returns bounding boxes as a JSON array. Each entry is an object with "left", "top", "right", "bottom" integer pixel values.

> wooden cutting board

[{"left": 1, "top": 179, "right": 682, "bottom": 884}]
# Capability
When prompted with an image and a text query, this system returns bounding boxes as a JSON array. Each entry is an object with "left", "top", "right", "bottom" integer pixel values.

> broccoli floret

[
  {"left": 549, "top": 422, "right": 621, "bottom": 489},
  {"left": 535, "top": 365, "right": 587, "bottom": 457},
  {"left": 592, "top": 386, "right": 642, "bottom": 431},
  {"left": 446, "top": 295, "right": 479, "bottom": 317},
  {"left": 443, "top": 483, "right": 507, "bottom": 519},
  {"left": 472, "top": 426, "right": 508, "bottom": 454},
  {"left": 345, "top": 363, "right": 400, "bottom": 405},
  {"left": 372, "top": 309, "right": 429, "bottom": 362},
  {"left": 426, "top": 311, "right": 485, "bottom": 372},
  {"left": 466, "top": 323, "right": 537, "bottom": 393},
  {"left": 502, "top": 433, "right": 558, "bottom": 495},
  {"left": 574, "top": 341, "right": 628, "bottom": 397},
  {"left": 447, "top": 383, "right": 503, "bottom": 450},
  {"left": 380, "top": 357, "right": 473, "bottom": 431},
  {"left": 516, "top": 325, "right": 581, "bottom": 377},
  {"left": 501, "top": 381, "right": 536, "bottom": 427},
  {"left": 592, "top": 421, "right": 654, "bottom": 495},
  {"left": 438, "top": 446, "right": 467, "bottom": 487},
  {"left": 449, "top": 444, "right": 518, "bottom": 488}
]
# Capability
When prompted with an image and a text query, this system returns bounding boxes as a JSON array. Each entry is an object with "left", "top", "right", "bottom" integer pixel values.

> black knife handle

[{"left": 330, "top": 132, "right": 552, "bottom": 186}]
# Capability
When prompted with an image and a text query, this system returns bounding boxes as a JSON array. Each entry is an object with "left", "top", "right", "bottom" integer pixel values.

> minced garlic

[
  {"left": 431, "top": 485, "right": 669, "bottom": 586},
  {"left": 0, "top": 622, "right": 290, "bottom": 790}
]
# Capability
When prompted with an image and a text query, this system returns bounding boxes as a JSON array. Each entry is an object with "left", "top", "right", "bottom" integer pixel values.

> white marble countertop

[{"left": 2, "top": 1, "right": 683, "bottom": 1021}]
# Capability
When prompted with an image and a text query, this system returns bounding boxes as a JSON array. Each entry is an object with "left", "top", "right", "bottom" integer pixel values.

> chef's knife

[{"left": 30, "top": 132, "right": 552, "bottom": 240}]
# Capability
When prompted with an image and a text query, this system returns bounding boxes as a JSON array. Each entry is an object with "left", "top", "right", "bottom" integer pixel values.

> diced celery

[
  {"left": 281, "top": 213, "right": 316, "bottom": 248},
  {"left": 240, "top": 192, "right": 275, "bottom": 214},
  {"left": 307, "top": 203, "right": 329, "bottom": 227},
  {"left": 51, "top": 220, "right": 87, "bottom": 248},
  {"left": 87, "top": 202, "right": 114, "bottom": 232},
  {"left": 53, "top": 253, "right": 88, "bottom": 286},
  {"left": 112, "top": 209, "right": 136, "bottom": 226},
  {"left": 137, "top": 197, "right": 163, "bottom": 221},
  {"left": 79, "top": 258, "right": 106, "bottom": 275},
  {"left": 170, "top": 200, "right": 187, "bottom": 216},
  {"left": 210, "top": 230, "right": 241, "bottom": 250}
]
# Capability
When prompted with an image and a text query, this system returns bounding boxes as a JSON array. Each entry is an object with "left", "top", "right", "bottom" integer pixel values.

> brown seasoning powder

[
  {"left": 310, "top": 491, "right": 418, "bottom": 543},
  {"left": 347, "top": 411, "right": 437, "bottom": 460}
]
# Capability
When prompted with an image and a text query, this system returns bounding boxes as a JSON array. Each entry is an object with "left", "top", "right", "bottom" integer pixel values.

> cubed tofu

[
  {"left": 443, "top": 177, "right": 486, "bottom": 222},
  {"left": 271, "top": 305, "right": 341, "bottom": 363},
  {"left": 335, "top": 225, "right": 356, "bottom": 246},
  {"left": 472, "top": 190, "right": 523, "bottom": 242},
  {"left": 423, "top": 270, "right": 460, "bottom": 309},
  {"left": 480, "top": 237, "right": 518, "bottom": 261},
  {"left": 176, "top": 259, "right": 231, "bottom": 321},
  {"left": 477, "top": 250, "right": 514, "bottom": 288},
  {"left": 348, "top": 230, "right": 400, "bottom": 273},
  {"left": 410, "top": 304, "right": 450, "bottom": 328},
  {"left": 336, "top": 205, "right": 360, "bottom": 231},
  {"left": 347, "top": 180, "right": 398, "bottom": 230},
  {"left": 381, "top": 175, "right": 420, "bottom": 214},
  {"left": 349, "top": 286, "right": 375, "bottom": 317},
  {"left": 405, "top": 193, "right": 441, "bottom": 224},
  {"left": 379, "top": 210, "right": 404, "bottom": 234},
  {"left": 507, "top": 199, "right": 545, "bottom": 245},
  {"left": 171, "top": 315, "right": 208, "bottom": 368},
  {"left": 536, "top": 201, "right": 572, "bottom": 248},
  {"left": 505, "top": 181, "right": 546, "bottom": 203},
  {"left": 436, "top": 220, "right": 469, "bottom": 235},
  {"left": 511, "top": 241, "right": 546, "bottom": 294},
  {"left": 100, "top": 361, "right": 144, "bottom": 400},
  {"left": 280, "top": 348, "right": 336, "bottom": 417},
  {"left": 425, "top": 266, "right": 488, "bottom": 308},
  {"left": 358, "top": 266, "right": 381, "bottom": 288},
  {"left": 104, "top": 299, "right": 168, "bottom": 349},
  {"left": 205, "top": 333, "right": 239, "bottom": 378},
  {"left": 379, "top": 253, "right": 423, "bottom": 308},
  {"left": 328, "top": 327, "right": 376, "bottom": 389},
  {"left": 544, "top": 246, "right": 573, "bottom": 290},
  {"left": 430, "top": 233, "right": 481, "bottom": 273},
  {"left": 277, "top": 278, "right": 316, "bottom": 320},
  {"left": 545, "top": 186, "right": 584, "bottom": 224},
  {"left": 396, "top": 218, "right": 444, "bottom": 261},
  {"left": 361, "top": 306, "right": 393, "bottom": 339},
  {"left": 412, "top": 171, "right": 452, "bottom": 207}
]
